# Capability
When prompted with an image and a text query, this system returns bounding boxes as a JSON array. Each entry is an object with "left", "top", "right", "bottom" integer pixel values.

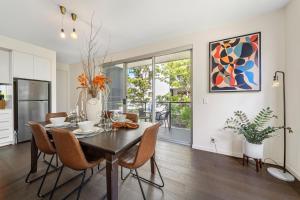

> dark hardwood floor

[{"left": 0, "top": 141, "right": 300, "bottom": 200}]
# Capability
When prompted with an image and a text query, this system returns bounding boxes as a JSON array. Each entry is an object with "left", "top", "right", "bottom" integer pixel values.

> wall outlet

[{"left": 210, "top": 137, "right": 216, "bottom": 143}]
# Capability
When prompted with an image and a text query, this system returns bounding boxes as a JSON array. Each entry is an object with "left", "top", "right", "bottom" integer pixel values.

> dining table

[{"left": 29, "top": 121, "right": 156, "bottom": 200}]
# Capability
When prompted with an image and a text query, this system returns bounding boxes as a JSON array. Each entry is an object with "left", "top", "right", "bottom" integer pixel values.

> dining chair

[
  {"left": 124, "top": 112, "right": 138, "bottom": 123},
  {"left": 155, "top": 111, "right": 170, "bottom": 129},
  {"left": 118, "top": 123, "right": 164, "bottom": 200},
  {"left": 26, "top": 122, "right": 59, "bottom": 197},
  {"left": 45, "top": 112, "right": 68, "bottom": 123},
  {"left": 49, "top": 128, "right": 104, "bottom": 200},
  {"left": 44, "top": 112, "right": 67, "bottom": 166},
  {"left": 138, "top": 108, "right": 151, "bottom": 122}
]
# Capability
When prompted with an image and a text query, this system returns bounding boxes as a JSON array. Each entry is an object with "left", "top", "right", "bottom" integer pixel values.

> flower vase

[{"left": 86, "top": 97, "right": 102, "bottom": 124}]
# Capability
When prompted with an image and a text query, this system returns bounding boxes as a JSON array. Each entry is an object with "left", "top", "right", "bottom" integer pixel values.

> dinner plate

[
  {"left": 73, "top": 127, "right": 103, "bottom": 135},
  {"left": 45, "top": 122, "right": 71, "bottom": 128}
]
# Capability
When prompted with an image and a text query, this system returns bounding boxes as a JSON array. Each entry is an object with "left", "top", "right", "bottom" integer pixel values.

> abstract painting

[{"left": 209, "top": 32, "right": 261, "bottom": 92}]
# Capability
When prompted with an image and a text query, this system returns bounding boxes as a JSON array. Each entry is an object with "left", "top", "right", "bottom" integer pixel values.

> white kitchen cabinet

[
  {"left": 34, "top": 56, "right": 51, "bottom": 81},
  {"left": 13, "top": 51, "right": 34, "bottom": 79},
  {"left": 13, "top": 51, "right": 51, "bottom": 81},
  {"left": 0, "top": 49, "right": 11, "bottom": 84},
  {"left": 0, "top": 109, "right": 14, "bottom": 146}
]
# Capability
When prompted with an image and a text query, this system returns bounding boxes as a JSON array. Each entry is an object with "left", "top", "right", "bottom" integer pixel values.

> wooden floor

[
  {"left": 158, "top": 127, "right": 191, "bottom": 145},
  {"left": 0, "top": 141, "right": 300, "bottom": 200}
]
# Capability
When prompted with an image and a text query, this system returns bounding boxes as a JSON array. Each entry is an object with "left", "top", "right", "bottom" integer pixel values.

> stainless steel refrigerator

[{"left": 14, "top": 79, "right": 50, "bottom": 143}]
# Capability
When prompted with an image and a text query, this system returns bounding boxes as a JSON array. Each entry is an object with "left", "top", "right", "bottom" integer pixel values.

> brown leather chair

[
  {"left": 119, "top": 123, "right": 164, "bottom": 199},
  {"left": 45, "top": 112, "right": 68, "bottom": 123},
  {"left": 25, "top": 122, "right": 58, "bottom": 198},
  {"left": 124, "top": 112, "right": 138, "bottom": 123},
  {"left": 103, "top": 111, "right": 113, "bottom": 119},
  {"left": 49, "top": 128, "right": 104, "bottom": 200}
]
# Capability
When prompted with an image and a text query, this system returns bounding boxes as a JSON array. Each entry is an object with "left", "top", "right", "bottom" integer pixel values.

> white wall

[
  {"left": 69, "top": 9, "right": 288, "bottom": 172},
  {"left": 285, "top": 0, "right": 300, "bottom": 179},
  {"left": 0, "top": 35, "right": 57, "bottom": 111}
]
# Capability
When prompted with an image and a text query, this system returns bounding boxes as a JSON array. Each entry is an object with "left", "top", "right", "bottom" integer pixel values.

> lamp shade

[{"left": 272, "top": 79, "right": 280, "bottom": 87}]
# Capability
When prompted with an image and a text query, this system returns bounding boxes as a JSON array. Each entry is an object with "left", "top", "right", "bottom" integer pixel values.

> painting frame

[{"left": 209, "top": 32, "right": 261, "bottom": 93}]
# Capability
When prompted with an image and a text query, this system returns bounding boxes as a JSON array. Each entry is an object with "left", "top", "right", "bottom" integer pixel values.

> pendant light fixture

[
  {"left": 59, "top": 5, "right": 67, "bottom": 39},
  {"left": 70, "top": 13, "right": 78, "bottom": 39}
]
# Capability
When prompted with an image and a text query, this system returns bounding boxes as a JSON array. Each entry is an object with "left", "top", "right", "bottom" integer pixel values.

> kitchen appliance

[{"left": 14, "top": 79, "right": 50, "bottom": 143}]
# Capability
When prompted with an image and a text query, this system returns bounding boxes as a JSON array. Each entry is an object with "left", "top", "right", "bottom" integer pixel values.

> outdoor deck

[{"left": 158, "top": 126, "right": 191, "bottom": 145}]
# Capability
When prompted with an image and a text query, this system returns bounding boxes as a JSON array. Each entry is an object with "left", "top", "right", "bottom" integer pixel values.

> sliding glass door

[
  {"left": 103, "top": 64, "right": 125, "bottom": 113},
  {"left": 104, "top": 48, "right": 192, "bottom": 145}
]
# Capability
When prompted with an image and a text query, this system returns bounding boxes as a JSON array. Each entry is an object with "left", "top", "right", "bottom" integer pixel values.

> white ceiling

[{"left": 0, "top": 0, "right": 290, "bottom": 64}]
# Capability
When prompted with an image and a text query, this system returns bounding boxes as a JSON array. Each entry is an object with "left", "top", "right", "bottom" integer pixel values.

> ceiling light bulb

[
  {"left": 60, "top": 29, "right": 66, "bottom": 39},
  {"left": 70, "top": 28, "right": 78, "bottom": 39}
]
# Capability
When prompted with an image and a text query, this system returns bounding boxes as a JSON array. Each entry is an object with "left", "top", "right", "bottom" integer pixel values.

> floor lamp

[{"left": 267, "top": 71, "right": 295, "bottom": 182}]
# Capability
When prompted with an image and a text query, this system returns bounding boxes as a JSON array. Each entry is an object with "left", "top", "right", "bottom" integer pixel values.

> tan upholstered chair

[
  {"left": 124, "top": 112, "right": 138, "bottom": 123},
  {"left": 45, "top": 112, "right": 68, "bottom": 123},
  {"left": 49, "top": 128, "right": 104, "bottom": 200},
  {"left": 119, "top": 123, "right": 164, "bottom": 199},
  {"left": 26, "top": 122, "right": 57, "bottom": 198}
]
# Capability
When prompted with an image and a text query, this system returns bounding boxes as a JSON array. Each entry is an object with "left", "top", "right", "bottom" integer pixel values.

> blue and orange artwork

[{"left": 209, "top": 32, "right": 261, "bottom": 92}]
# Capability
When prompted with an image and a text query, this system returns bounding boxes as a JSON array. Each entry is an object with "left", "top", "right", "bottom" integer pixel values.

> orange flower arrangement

[{"left": 77, "top": 73, "right": 110, "bottom": 98}]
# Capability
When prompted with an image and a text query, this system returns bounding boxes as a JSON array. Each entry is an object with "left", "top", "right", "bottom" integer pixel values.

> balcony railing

[{"left": 127, "top": 101, "right": 191, "bottom": 129}]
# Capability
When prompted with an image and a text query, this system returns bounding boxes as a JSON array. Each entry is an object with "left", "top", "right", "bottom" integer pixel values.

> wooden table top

[{"left": 42, "top": 122, "right": 153, "bottom": 155}]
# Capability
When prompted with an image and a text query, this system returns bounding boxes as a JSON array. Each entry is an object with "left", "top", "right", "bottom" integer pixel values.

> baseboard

[{"left": 192, "top": 144, "right": 243, "bottom": 158}]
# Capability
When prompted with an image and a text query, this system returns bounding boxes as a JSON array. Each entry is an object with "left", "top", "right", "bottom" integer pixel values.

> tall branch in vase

[{"left": 77, "top": 15, "right": 110, "bottom": 123}]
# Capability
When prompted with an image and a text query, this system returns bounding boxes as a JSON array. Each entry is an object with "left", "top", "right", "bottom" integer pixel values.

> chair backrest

[
  {"left": 45, "top": 112, "right": 68, "bottom": 123},
  {"left": 138, "top": 108, "right": 146, "bottom": 117},
  {"left": 124, "top": 112, "right": 138, "bottom": 123},
  {"left": 51, "top": 128, "right": 90, "bottom": 170},
  {"left": 28, "top": 121, "right": 56, "bottom": 155},
  {"left": 133, "top": 123, "right": 160, "bottom": 168},
  {"left": 103, "top": 111, "right": 113, "bottom": 119}
]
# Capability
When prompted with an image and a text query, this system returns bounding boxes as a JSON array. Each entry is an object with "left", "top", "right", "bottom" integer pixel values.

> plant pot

[
  {"left": 0, "top": 100, "right": 6, "bottom": 109},
  {"left": 244, "top": 140, "right": 263, "bottom": 159},
  {"left": 86, "top": 97, "right": 102, "bottom": 124}
]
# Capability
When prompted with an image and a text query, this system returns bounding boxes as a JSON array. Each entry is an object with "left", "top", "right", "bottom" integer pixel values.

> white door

[{"left": 56, "top": 69, "right": 68, "bottom": 112}]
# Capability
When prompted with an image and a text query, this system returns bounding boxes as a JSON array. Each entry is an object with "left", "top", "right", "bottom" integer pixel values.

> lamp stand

[{"left": 268, "top": 71, "right": 294, "bottom": 182}]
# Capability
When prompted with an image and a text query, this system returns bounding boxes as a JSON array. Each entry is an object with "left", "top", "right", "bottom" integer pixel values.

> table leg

[
  {"left": 106, "top": 154, "right": 118, "bottom": 200},
  {"left": 31, "top": 136, "right": 38, "bottom": 173},
  {"left": 151, "top": 153, "right": 156, "bottom": 175}
]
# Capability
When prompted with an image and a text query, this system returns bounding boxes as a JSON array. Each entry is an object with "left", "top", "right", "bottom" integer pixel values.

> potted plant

[{"left": 224, "top": 107, "right": 292, "bottom": 159}]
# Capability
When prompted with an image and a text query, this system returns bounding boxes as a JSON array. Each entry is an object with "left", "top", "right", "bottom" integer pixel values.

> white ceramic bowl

[
  {"left": 78, "top": 121, "right": 94, "bottom": 132},
  {"left": 49, "top": 117, "right": 66, "bottom": 126}
]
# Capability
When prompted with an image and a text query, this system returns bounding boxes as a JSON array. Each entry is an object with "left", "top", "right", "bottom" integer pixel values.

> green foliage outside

[
  {"left": 224, "top": 107, "right": 293, "bottom": 144},
  {"left": 127, "top": 59, "right": 192, "bottom": 129}
]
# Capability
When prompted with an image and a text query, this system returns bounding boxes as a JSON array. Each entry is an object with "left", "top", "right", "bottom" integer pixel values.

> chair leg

[
  {"left": 76, "top": 170, "right": 86, "bottom": 200},
  {"left": 121, "top": 167, "right": 132, "bottom": 181},
  {"left": 131, "top": 157, "right": 164, "bottom": 188},
  {"left": 135, "top": 169, "right": 146, "bottom": 200},
  {"left": 49, "top": 165, "right": 64, "bottom": 200},
  {"left": 25, "top": 151, "right": 42, "bottom": 183},
  {"left": 61, "top": 169, "right": 93, "bottom": 200},
  {"left": 37, "top": 154, "right": 54, "bottom": 197}
]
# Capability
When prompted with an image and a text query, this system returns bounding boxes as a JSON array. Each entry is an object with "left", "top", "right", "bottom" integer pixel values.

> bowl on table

[
  {"left": 49, "top": 117, "right": 66, "bottom": 126},
  {"left": 78, "top": 121, "right": 94, "bottom": 132}
]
